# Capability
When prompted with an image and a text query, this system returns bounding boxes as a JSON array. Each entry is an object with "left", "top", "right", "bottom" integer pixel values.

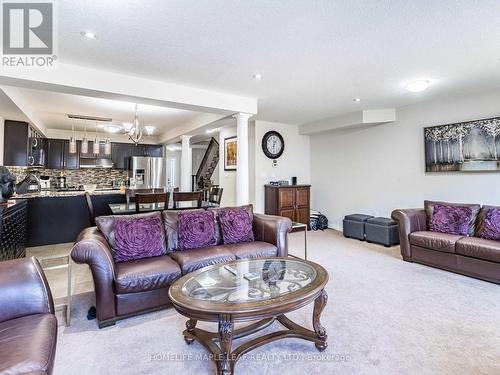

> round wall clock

[{"left": 262, "top": 131, "right": 285, "bottom": 159}]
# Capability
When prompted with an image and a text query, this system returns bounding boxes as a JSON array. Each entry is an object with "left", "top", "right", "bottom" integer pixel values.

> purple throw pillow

[
  {"left": 219, "top": 207, "right": 254, "bottom": 244},
  {"left": 177, "top": 210, "right": 217, "bottom": 250},
  {"left": 429, "top": 204, "right": 472, "bottom": 236},
  {"left": 481, "top": 208, "right": 500, "bottom": 240},
  {"left": 113, "top": 216, "right": 166, "bottom": 262}
]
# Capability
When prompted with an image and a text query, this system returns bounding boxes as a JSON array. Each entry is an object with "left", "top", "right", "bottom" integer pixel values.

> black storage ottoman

[
  {"left": 365, "top": 217, "right": 400, "bottom": 247},
  {"left": 343, "top": 214, "right": 374, "bottom": 241}
]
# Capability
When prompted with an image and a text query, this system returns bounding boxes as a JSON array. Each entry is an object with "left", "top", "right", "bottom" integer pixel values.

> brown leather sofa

[
  {"left": 392, "top": 201, "right": 500, "bottom": 284},
  {"left": 71, "top": 207, "right": 292, "bottom": 328},
  {"left": 0, "top": 257, "right": 58, "bottom": 375}
]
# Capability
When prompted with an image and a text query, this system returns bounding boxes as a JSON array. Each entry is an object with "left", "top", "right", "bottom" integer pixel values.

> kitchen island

[{"left": 14, "top": 190, "right": 126, "bottom": 247}]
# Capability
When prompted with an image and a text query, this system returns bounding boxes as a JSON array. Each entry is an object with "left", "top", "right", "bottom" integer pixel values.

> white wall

[
  {"left": 164, "top": 147, "right": 181, "bottom": 189},
  {"left": 310, "top": 87, "right": 500, "bottom": 230},
  {"left": 253, "top": 120, "right": 311, "bottom": 213},
  {"left": 218, "top": 127, "right": 237, "bottom": 206}
]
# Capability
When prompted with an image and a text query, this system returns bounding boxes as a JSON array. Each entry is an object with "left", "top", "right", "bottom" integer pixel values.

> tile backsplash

[{"left": 6, "top": 166, "right": 128, "bottom": 188}]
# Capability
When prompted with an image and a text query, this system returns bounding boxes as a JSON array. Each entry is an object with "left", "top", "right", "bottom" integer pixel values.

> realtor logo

[{"left": 1, "top": 1, "right": 56, "bottom": 67}]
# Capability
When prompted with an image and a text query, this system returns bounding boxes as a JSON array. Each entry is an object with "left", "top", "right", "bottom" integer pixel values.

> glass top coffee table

[{"left": 168, "top": 257, "right": 329, "bottom": 375}]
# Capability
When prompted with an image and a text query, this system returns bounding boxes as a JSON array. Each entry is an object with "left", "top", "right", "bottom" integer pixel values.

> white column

[
  {"left": 180, "top": 135, "right": 192, "bottom": 191},
  {"left": 234, "top": 113, "right": 252, "bottom": 205}
]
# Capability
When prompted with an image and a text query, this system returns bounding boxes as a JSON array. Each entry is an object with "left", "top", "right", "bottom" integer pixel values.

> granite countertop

[{"left": 14, "top": 188, "right": 124, "bottom": 198}]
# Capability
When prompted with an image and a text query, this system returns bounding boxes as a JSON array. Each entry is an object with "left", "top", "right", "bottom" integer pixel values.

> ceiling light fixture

[
  {"left": 93, "top": 122, "right": 100, "bottom": 155},
  {"left": 353, "top": 98, "right": 361, "bottom": 102},
  {"left": 104, "top": 124, "right": 111, "bottom": 155},
  {"left": 81, "top": 120, "right": 89, "bottom": 154},
  {"left": 253, "top": 74, "right": 263, "bottom": 80},
  {"left": 144, "top": 125, "right": 155, "bottom": 136},
  {"left": 81, "top": 31, "right": 97, "bottom": 39},
  {"left": 125, "top": 104, "right": 144, "bottom": 145},
  {"left": 69, "top": 119, "right": 77, "bottom": 154},
  {"left": 404, "top": 79, "right": 431, "bottom": 93}
]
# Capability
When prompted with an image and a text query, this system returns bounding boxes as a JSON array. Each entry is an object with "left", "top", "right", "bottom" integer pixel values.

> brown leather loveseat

[
  {"left": 392, "top": 200, "right": 500, "bottom": 284},
  {"left": 0, "top": 257, "right": 58, "bottom": 375},
  {"left": 71, "top": 205, "right": 292, "bottom": 328}
]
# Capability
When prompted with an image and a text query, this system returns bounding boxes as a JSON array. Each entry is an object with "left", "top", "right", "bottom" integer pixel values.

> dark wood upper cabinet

[
  {"left": 4, "top": 120, "right": 29, "bottom": 166},
  {"left": 63, "top": 140, "right": 80, "bottom": 169},
  {"left": 47, "top": 139, "right": 64, "bottom": 169},
  {"left": 111, "top": 143, "right": 133, "bottom": 169},
  {"left": 145, "top": 144, "right": 163, "bottom": 157}
]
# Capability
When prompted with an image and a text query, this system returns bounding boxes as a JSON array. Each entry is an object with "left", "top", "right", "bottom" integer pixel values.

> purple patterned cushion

[
  {"left": 429, "top": 204, "right": 472, "bottom": 236},
  {"left": 177, "top": 210, "right": 217, "bottom": 250},
  {"left": 481, "top": 208, "right": 500, "bottom": 240},
  {"left": 219, "top": 207, "right": 254, "bottom": 244},
  {"left": 113, "top": 216, "right": 166, "bottom": 262}
]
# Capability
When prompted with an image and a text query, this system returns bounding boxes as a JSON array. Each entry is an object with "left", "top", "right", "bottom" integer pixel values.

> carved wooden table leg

[
  {"left": 217, "top": 314, "right": 234, "bottom": 375},
  {"left": 184, "top": 318, "right": 197, "bottom": 345},
  {"left": 313, "top": 289, "right": 328, "bottom": 351}
]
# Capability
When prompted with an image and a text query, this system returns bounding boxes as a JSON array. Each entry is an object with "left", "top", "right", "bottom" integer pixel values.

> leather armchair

[
  {"left": 391, "top": 209, "right": 428, "bottom": 259},
  {"left": 0, "top": 257, "right": 57, "bottom": 375},
  {"left": 253, "top": 213, "right": 292, "bottom": 257}
]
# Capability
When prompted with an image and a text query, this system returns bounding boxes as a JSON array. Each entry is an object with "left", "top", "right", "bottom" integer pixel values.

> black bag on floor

[{"left": 310, "top": 212, "right": 328, "bottom": 231}]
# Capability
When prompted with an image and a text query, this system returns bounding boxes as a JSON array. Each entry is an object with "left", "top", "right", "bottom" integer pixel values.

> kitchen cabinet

[
  {"left": 47, "top": 139, "right": 80, "bottom": 169},
  {"left": 3, "top": 120, "right": 46, "bottom": 167},
  {"left": 264, "top": 185, "right": 311, "bottom": 227},
  {"left": 111, "top": 143, "right": 164, "bottom": 169},
  {"left": 47, "top": 139, "right": 65, "bottom": 169},
  {"left": 63, "top": 140, "right": 80, "bottom": 169}
]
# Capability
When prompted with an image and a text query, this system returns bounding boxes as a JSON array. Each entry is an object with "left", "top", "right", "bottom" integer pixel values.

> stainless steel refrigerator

[{"left": 127, "top": 156, "right": 166, "bottom": 189}]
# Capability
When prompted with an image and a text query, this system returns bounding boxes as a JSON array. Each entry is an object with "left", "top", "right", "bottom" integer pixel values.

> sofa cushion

[
  {"left": 429, "top": 204, "right": 472, "bottom": 236},
  {"left": 114, "top": 255, "right": 181, "bottom": 294},
  {"left": 219, "top": 207, "right": 255, "bottom": 244},
  {"left": 475, "top": 205, "right": 500, "bottom": 237},
  {"left": 224, "top": 241, "right": 278, "bottom": 259},
  {"left": 409, "top": 231, "right": 464, "bottom": 253},
  {"left": 177, "top": 210, "right": 217, "bottom": 250},
  {"left": 480, "top": 208, "right": 500, "bottom": 240},
  {"left": 424, "top": 200, "right": 480, "bottom": 236},
  {"left": 95, "top": 212, "right": 166, "bottom": 253},
  {"left": 170, "top": 246, "right": 236, "bottom": 275},
  {"left": 113, "top": 215, "right": 166, "bottom": 262},
  {"left": 0, "top": 314, "right": 57, "bottom": 375},
  {"left": 162, "top": 209, "right": 205, "bottom": 252},
  {"left": 456, "top": 237, "right": 500, "bottom": 263},
  {"left": 209, "top": 204, "right": 253, "bottom": 245}
]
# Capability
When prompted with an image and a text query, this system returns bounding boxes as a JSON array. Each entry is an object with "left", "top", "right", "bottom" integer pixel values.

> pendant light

[
  {"left": 124, "top": 104, "right": 143, "bottom": 145},
  {"left": 81, "top": 120, "right": 89, "bottom": 154},
  {"left": 93, "top": 121, "right": 100, "bottom": 155},
  {"left": 104, "top": 124, "right": 112, "bottom": 155},
  {"left": 69, "top": 119, "right": 77, "bottom": 153}
]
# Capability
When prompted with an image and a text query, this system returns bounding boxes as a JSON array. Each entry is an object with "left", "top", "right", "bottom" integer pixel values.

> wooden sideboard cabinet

[{"left": 264, "top": 185, "right": 311, "bottom": 226}]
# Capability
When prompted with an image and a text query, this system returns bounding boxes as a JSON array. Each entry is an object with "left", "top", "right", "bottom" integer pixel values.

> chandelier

[{"left": 123, "top": 104, "right": 144, "bottom": 145}]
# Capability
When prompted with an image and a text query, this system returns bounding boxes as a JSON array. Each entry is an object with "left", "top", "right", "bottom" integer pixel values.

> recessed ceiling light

[
  {"left": 353, "top": 98, "right": 361, "bottom": 102},
  {"left": 404, "top": 80, "right": 431, "bottom": 93},
  {"left": 81, "top": 31, "right": 97, "bottom": 39},
  {"left": 253, "top": 74, "right": 263, "bottom": 80}
]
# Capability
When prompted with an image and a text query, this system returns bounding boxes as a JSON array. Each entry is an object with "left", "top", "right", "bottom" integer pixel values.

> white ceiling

[
  {"left": 55, "top": 0, "right": 500, "bottom": 125},
  {"left": 8, "top": 87, "right": 201, "bottom": 133}
]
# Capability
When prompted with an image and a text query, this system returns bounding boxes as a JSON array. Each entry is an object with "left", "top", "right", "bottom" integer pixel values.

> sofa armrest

[
  {"left": 253, "top": 213, "right": 292, "bottom": 257},
  {"left": 0, "top": 257, "right": 54, "bottom": 323},
  {"left": 391, "top": 209, "right": 427, "bottom": 259},
  {"left": 71, "top": 227, "right": 116, "bottom": 323}
]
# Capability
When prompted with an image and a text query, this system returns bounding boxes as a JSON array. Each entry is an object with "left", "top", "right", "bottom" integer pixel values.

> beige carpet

[{"left": 53, "top": 230, "right": 500, "bottom": 375}]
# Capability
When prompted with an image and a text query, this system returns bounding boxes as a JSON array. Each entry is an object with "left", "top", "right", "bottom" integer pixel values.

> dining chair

[
  {"left": 208, "top": 187, "right": 223, "bottom": 206},
  {"left": 172, "top": 191, "right": 202, "bottom": 209},
  {"left": 84, "top": 192, "right": 96, "bottom": 226},
  {"left": 125, "top": 188, "right": 165, "bottom": 204},
  {"left": 134, "top": 192, "right": 170, "bottom": 213}
]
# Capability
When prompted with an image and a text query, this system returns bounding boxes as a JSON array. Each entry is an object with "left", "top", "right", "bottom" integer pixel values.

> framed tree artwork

[
  {"left": 424, "top": 116, "right": 500, "bottom": 172},
  {"left": 224, "top": 136, "right": 237, "bottom": 171}
]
